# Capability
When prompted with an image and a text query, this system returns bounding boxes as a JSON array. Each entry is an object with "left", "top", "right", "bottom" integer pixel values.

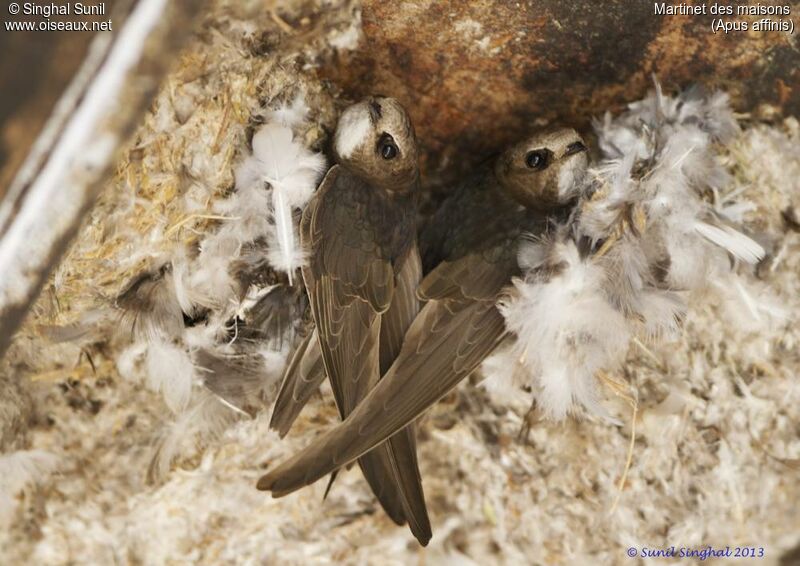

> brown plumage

[
  {"left": 267, "top": 97, "right": 431, "bottom": 545},
  {"left": 269, "top": 330, "right": 326, "bottom": 436},
  {"left": 257, "top": 129, "right": 590, "bottom": 537}
]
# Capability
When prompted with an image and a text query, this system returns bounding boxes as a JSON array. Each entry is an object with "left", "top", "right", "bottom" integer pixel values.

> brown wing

[
  {"left": 267, "top": 245, "right": 423, "bottom": 436},
  {"left": 295, "top": 166, "right": 427, "bottom": 537},
  {"left": 379, "top": 246, "right": 422, "bottom": 372},
  {"left": 376, "top": 247, "right": 431, "bottom": 544},
  {"left": 257, "top": 249, "right": 514, "bottom": 499},
  {"left": 300, "top": 167, "right": 393, "bottom": 415},
  {"left": 269, "top": 330, "right": 326, "bottom": 437}
]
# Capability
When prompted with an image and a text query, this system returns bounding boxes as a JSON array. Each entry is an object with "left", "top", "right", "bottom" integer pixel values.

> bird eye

[
  {"left": 381, "top": 143, "right": 398, "bottom": 160},
  {"left": 525, "top": 150, "right": 549, "bottom": 170},
  {"left": 377, "top": 133, "right": 398, "bottom": 160}
]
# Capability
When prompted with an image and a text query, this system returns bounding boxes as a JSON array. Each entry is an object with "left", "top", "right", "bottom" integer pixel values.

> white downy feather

[
  {"left": 498, "top": 80, "right": 765, "bottom": 421},
  {"left": 171, "top": 251, "right": 202, "bottom": 316},
  {"left": 269, "top": 183, "right": 304, "bottom": 284},
  {"left": 147, "top": 392, "right": 237, "bottom": 484},
  {"left": 694, "top": 222, "right": 765, "bottom": 264},
  {"left": 110, "top": 101, "right": 327, "bottom": 476},
  {"left": 587, "top": 79, "right": 763, "bottom": 289},
  {"left": 500, "top": 240, "right": 630, "bottom": 420},
  {"left": 238, "top": 120, "right": 326, "bottom": 283},
  {"left": 267, "top": 93, "right": 309, "bottom": 128},
  {"left": 145, "top": 339, "right": 195, "bottom": 413},
  {"left": 115, "top": 341, "right": 148, "bottom": 382},
  {"left": 637, "top": 290, "right": 686, "bottom": 341}
]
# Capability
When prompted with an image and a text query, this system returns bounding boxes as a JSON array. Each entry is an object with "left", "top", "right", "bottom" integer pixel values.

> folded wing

[
  {"left": 277, "top": 165, "right": 430, "bottom": 542},
  {"left": 269, "top": 330, "right": 326, "bottom": 437},
  {"left": 258, "top": 249, "right": 516, "bottom": 499}
]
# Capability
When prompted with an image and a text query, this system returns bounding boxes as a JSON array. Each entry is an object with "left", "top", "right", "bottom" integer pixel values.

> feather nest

[{"left": 498, "top": 80, "right": 770, "bottom": 420}]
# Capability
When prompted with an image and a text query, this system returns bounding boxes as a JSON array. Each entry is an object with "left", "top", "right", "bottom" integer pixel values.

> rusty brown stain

[{"left": 320, "top": 0, "right": 800, "bottom": 188}]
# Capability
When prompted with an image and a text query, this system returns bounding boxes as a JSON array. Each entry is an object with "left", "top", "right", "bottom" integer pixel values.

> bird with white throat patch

[
  {"left": 266, "top": 96, "right": 432, "bottom": 546},
  {"left": 493, "top": 79, "right": 768, "bottom": 423},
  {"left": 257, "top": 128, "right": 590, "bottom": 532}
]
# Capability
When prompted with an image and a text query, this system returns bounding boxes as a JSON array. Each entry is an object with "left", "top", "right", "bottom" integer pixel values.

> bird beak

[{"left": 564, "top": 141, "right": 587, "bottom": 157}]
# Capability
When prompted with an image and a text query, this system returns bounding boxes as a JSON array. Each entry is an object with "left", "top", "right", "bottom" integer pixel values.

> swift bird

[
  {"left": 257, "top": 129, "right": 589, "bottom": 525},
  {"left": 267, "top": 97, "right": 431, "bottom": 545}
]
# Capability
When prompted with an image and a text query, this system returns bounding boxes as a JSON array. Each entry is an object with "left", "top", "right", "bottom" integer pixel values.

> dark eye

[
  {"left": 525, "top": 150, "right": 549, "bottom": 170},
  {"left": 377, "top": 133, "right": 398, "bottom": 160}
]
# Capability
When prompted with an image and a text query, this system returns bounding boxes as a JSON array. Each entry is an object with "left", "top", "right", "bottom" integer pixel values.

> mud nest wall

[
  {"left": 322, "top": 0, "right": 800, "bottom": 185},
  {"left": 1, "top": 1, "right": 799, "bottom": 565}
]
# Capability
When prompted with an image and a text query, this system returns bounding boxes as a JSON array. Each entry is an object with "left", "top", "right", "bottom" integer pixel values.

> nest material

[{"left": 1, "top": 1, "right": 799, "bottom": 564}]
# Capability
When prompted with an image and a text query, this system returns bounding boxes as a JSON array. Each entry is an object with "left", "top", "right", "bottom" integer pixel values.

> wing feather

[
  {"left": 288, "top": 166, "right": 429, "bottom": 539},
  {"left": 258, "top": 249, "right": 513, "bottom": 501},
  {"left": 269, "top": 330, "right": 327, "bottom": 437},
  {"left": 377, "top": 247, "right": 430, "bottom": 543}
]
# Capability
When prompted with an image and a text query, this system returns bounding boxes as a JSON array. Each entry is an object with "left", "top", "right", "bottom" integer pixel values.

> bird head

[
  {"left": 494, "top": 128, "right": 588, "bottom": 211},
  {"left": 333, "top": 96, "right": 419, "bottom": 193}
]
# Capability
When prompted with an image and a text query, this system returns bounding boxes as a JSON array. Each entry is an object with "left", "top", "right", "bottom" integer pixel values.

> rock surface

[{"left": 323, "top": 0, "right": 800, "bottom": 184}]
